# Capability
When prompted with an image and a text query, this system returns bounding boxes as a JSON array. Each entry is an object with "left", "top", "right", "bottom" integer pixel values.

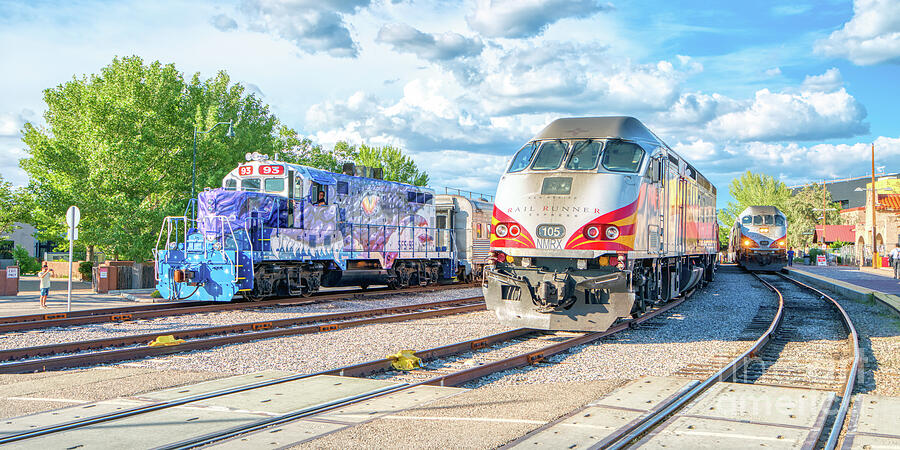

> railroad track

[
  {"left": 0, "top": 291, "right": 693, "bottom": 448},
  {"left": 0, "top": 296, "right": 486, "bottom": 374},
  {"left": 0, "top": 282, "right": 475, "bottom": 333},
  {"left": 550, "top": 271, "right": 859, "bottom": 450}
]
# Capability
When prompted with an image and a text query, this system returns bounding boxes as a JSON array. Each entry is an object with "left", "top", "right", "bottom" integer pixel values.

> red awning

[{"left": 813, "top": 225, "right": 855, "bottom": 243}]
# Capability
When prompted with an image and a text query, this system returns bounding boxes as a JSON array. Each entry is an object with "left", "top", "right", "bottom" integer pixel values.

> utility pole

[
  {"left": 822, "top": 179, "right": 827, "bottom": 227},
  {"left": 872, "top": 142, "right": 877, "bottom": 268}
]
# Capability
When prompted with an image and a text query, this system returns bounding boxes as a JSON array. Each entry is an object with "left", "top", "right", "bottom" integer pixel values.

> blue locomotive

[{"left": 154, "top": 153, "right": 457, "bottom": 301}]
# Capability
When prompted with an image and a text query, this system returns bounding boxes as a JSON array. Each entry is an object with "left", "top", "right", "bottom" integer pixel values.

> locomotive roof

[
  {"left": 739, "top": 205, "right": 786, "bottom": 216},
  {"left": 531, "top": 116, "right": 664, "bottom": 145}
]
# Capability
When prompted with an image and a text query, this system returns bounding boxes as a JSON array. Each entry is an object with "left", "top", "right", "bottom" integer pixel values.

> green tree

[
  {"left": 354, "top": 143, "right": 429, "bottom": 186},
  {"left": 717, "top": 171, "right": 792, "bottom": 245},
  {"left": 20, "top": 56, "right": 284, "bottom": 261},
  {"left": 785, "top": 183, "right": 841, "bottom": 249},
  {"left": 12, "top": 245, "right": 40, "bottom": 274},
  {"left": 0, "top": 176, "right": 17, "bottom": 236},
  {"left": 277, "top": 129, "right": 357, "bottom": 173}
]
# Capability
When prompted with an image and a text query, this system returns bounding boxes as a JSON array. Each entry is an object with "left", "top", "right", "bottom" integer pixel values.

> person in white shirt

[
  {"left": 890, "top": 245, "right": 900, "bottom": 279},
  {"left": 37, "top": 263, "right": 54, "bottom": 308}
]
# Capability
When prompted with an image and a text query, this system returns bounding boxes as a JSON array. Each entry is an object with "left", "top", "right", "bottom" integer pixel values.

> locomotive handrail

[{"left": 154, "top": 216, "right": 189, "bottom": 282}]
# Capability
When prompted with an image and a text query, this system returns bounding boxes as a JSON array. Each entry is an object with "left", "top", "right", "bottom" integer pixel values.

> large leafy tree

[
  {"left": 353, "top": 143, "right": 429, "bottom": 186},
  {"left": 717, "top": 171, "right": 841, "bottom": 249},
  {"left": 20, "top": 56, "right": 283, "bottom": 261},
  {"left": 785, "top": 183, "right": 842, "bottom": 249},
  {"left": 0, "top": 175, "right": 18, "bottom": 236}
]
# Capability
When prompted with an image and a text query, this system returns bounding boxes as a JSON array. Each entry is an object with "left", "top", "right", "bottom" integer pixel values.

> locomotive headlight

[
  {"left": 743, "top": 239, "right": 751, "bottom": 246},
  {"left": 508, "top": 224, "right": 521, "bottom": 237},
  {"left": 584, "top": 225, "right": 601, "bottom": 240},
  {"left": 495, "top": 224, "right": 509, "bottom": 238},
  {"left": 604, "top": 225, "right": 620, "bottom": 240}
]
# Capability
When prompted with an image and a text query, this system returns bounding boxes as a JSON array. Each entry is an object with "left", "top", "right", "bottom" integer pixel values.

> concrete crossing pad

[
  {"left": 0, "top": 374, "right": 409, "bottom": 449},
  {"left": 840, "top": 394, "right": 900, "bottom": 449},
  {"left": 637, "top": 382, "right": 835, "bottom": 449},
  {"left": 510, "top": 376, "right": 699, "bottom": 448}
]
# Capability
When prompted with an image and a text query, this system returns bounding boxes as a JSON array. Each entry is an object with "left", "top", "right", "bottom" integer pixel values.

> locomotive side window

[
  {"left": 310, "top": 183, "right": 327, "bottom": 205},
  {"left": 753, "top": 215, "right": 763, "bottom": 225},
  {"left": 742, "top": 216, "right": 752, "bottom": 225},
  {"left": 531, "top": 141, "right": 568, "bottom": 170},
  {"left": 764, "top": 215, "right": 774, "bottom": 225},
  {"left": 566, "top": 140, "right": 602, "bottom": 170},
  {"left": 775, "top": 216, "right": 785, "bottom": 226},
  {"left": 264, "top": 178, "right": 285, "bottom": 193},
  {"left": 508, "top": 142, "right": 537, "bottom": 172},
  {"left": 224, "top": 179, "right": 237, "bottom": 191},
  {"left": 602, "top": 141, "right": 645, "bottom": 173},
  {"left": 337, "top": 181, "right": 349, "bottom": 195},
  {"left": 241, "top": 178, "right": 261, "bottom": 192}
]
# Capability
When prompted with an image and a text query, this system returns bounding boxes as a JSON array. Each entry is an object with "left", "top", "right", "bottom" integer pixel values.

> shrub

[
  {"left": 151, "top": 289, "right": 162, "bottom": 298},
  {"left": 12, "top": 245, "right": 40, "bottom": 274},
  {"left": 79, "top": 261, "right": 93, "bottom": 282}
]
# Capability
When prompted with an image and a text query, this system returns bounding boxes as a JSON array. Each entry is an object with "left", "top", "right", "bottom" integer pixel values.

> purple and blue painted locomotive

[{"left": 154, "top": 156, "right": 456, "bottom": 301}]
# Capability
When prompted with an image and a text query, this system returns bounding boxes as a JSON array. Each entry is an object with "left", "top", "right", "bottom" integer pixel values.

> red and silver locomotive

[
  {"left": 483, "top": 117, "right": 718, "bottom": 331},
  {"left": 728, "top": 205, "right": 788, "bottom": 271}
]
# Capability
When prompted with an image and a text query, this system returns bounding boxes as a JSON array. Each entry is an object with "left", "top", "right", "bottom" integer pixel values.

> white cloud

[
  {"left": 376, "top": 23, "right": 483, "bottom": 61},
  {"left": 237, "top": 0, "right": 372, "bottom": 57},
  {"left": 210, "top": 13, "right": 238, "bottom": 31},
  {"left": 801, "top": 68, "right": 843, "bottom": 92},
  {"left": 466, "top": 0, "right": 612, "bottom": 39},
  {"left": 815, "top": 0, "right": 900, "bottom": 65},
  {"left": 703, "top": 87, "right": 867, "bottom": 141}
]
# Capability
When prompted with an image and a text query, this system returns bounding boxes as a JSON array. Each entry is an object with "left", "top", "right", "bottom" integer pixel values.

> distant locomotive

[
  {"left": 154, "top": 155, "right": 490, "bottom": 301},
  {"left": 483, "top": 117, "right": 718, "bottom": 331},
  {"left": 728, "top": 206, "right": 788, "bottom": 271}
]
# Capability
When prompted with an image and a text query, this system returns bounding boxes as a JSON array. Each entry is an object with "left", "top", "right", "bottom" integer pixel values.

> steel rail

[
  {"left": 777, "top": 272, "right": 861, "bottom": 450},
  {"left": 598, "top": 271, "right": 786, "bottom": 449},
  {"left": 0, "top": 282, "right": 474, "bottom": 333},
  {"left": 1, "top": 288, "right": 693, "bottom": 447},
  {"left": 0, "top": 328, "right": 533, "bottom": 445},
  {"left": 164, "top": 297, "right": 693, "bottom": 449},
  {"left": 0, "top": 298, "right": 486, "bottom": 374}
]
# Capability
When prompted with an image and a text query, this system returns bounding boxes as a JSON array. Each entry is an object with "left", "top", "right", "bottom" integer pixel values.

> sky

[{"left": 1, "top": 0, "right": 899, "bottom": 208}]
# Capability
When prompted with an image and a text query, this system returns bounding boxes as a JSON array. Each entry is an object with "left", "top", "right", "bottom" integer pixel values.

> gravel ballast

[
  {"left": 0, "top": 288, "right": 483, "bottom": 351},
  {"left": 829, "top": 292, "right": 900, "bottom": 397},
  {"left": 106, "top": 269, "right": 773, "bottom": 386}
]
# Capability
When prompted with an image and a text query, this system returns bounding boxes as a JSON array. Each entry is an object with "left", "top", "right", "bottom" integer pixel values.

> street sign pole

[{"left": 65, "top": 206, "right": 81, "bottom": 312}]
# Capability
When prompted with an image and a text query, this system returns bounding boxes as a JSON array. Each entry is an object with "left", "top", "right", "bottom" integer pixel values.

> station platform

[
  {"left": 784, "top": 265, "right": 900, "bottom": 317},
  {"left": 0, "top": 276, "right": 150, "bottom": 318}
]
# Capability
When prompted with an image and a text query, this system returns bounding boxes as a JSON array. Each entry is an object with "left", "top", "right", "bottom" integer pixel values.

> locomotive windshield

[
  {"left": 753, "top": 215, "right": 763, "bottom": 225},
  {"left": 566, "top": 140, "right": 602, "bottom": 170},
  {"left": 764, "top": 215, "right": 774, "bottom": 225},
  {"left": 531, "top": 141, "right": 568, "bottom": 170},
  {"left": 775, "top": 216, "right": 785, "bottom": 226},
  {"left": 602, "top": 141, "right": 645, "bottom": 173},
  {"left": 742, "top": 216, "right": 752, "bottom": 225},
  {"left": 241, "top": 178, "right": 261, "bottom": 192},
  {"left": 508, "top": 142, "right": 537, "bottom": 172}
]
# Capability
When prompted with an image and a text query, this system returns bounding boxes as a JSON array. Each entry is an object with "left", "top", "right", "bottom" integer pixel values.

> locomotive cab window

[
  {"left": 566, "top": 140, "right": 602, "bottom": 170},
  {"left": 742, "top": 216, "right": 752, "bottom": 225},
  {"left": 241, "top": 178, "right": 261, "bottom": 192},
  {"left": 531, "top": 140, "right": 568, "bottom": 170},
  {"left": 753, "top": 215, "right": 763, "bottom": 225},
  {"left": 310, "top": 183, "right": 328, "bottom": 205},
  {"left": 508, "top": 142, "right": 537, "bottom": 173},
  {"left": 224, "top": 178, "right": 237, "bottom": 191},
  {"left": 775, "top": 216, "right": 785, "bottom": 226},
  {"left": 602, "top": 141, "right": 645, "bottom": 173},
  {"left": 764, "top": 215, "right": 774, "bottom": 225},
  {"left": 337, "top": 181, "right": 349, "bottom": 195},
  {"left": 264, "top": 178, "right": 285, "bottom": 193}
]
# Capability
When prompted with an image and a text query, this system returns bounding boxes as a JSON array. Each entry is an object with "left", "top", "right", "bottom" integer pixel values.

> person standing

[
  {"left": 787, "top": 248, "right": 795, "bottom": 267},
  {"left": 37, "top": 263, "right": 54, "bottom": 308},
  {"left": 890, "top": 245, "right": 900, "bottom": 279}
]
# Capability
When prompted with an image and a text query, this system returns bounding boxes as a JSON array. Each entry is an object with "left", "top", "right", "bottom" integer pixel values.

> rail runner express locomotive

[
  {"left": 483, "top": 117, "right": 719, "bottom": 331},
  {"left": 728, "top": 205, "right": 788, "bottom": 271}
]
